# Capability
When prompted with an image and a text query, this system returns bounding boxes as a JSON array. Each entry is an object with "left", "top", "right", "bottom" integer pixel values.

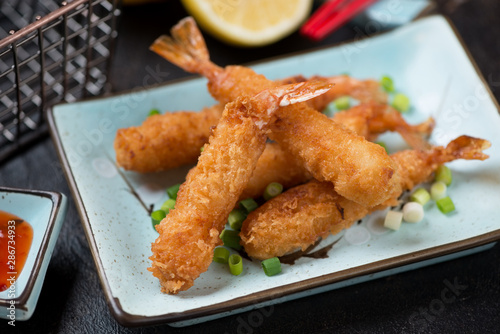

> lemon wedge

[{"left": 181, "top": 0, "right": 313, "bottom": 47}]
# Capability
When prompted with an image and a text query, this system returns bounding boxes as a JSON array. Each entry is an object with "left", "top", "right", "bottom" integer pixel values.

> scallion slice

[
  {"left": 219, "top": 229, "right": 242, "bottom": 250},
  {"left": 384, "top": 210, "right": 403, "bottom": 230},
  {"left": 160, "top": 198, "right": 176, "bottom": 214},
  {"left": 392, "top": 93, "right": 410, "bottom": 113},
  {"left": 436, "top": 196, "right": 455, "bottom": 214},
  {"left": 380, "top": 75, "right": 394, "bottom": 92},
  {"left": 402, "top": 202, "right": 424, "bottom": 223},
  {"left": 263, "top": 182, "right": 283, "bottom": 201},
  {"left": 435, "top": 165, "right": 452, "bottom": 186},
  {"left": 151, "top": 209, "right": 166, "bottom": 230},
  {"left": 410, "top": 188, "right": 431, "bottom": 206},
  {"left": 334, "top": 96, "right": 350, "bottom": 110},
  {"left": 240, "top": 198, "right": 259, "bottom": 213},
  {"left": 148, "top": 109, "right": 160, "bottom": 116},
  {"left": 228, "top": 254, "right": 243, "bottom": 276},
  {"left": 261, "top": 257, "right": 282, "bottom": 276},
  {"left": 213, "top": 246, "right": 230, "bottom": 264},
  {"left": 430, "top": 181, "right": 447, "bottom": 200},
  {"left": 167, "top": 183, "right": 181, "bottom": 199},
  {"left": 228, "top": 209, "right": 246, "bottom": 231},
  {"left": 322, "top": 102, "right": 336, "bottom": 117}
]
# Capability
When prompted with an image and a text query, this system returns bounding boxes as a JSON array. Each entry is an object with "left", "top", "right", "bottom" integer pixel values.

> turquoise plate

[
  {"left": 48, "top": 15, "right": 500, "bottom": 327},
  {"left": 0, "top": 187, "right": 67, "bottom": 321}
]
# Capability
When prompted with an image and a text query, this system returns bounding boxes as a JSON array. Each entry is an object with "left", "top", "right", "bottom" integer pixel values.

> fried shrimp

[
  {"left": 240, "top": 136, "right": 491, "bottom": 260},
  {"left": 242, "top": 104, "right": 434, "bottom": 199},
  {"left": 333, "top": 103, "right": 435, "bottom": 150},
  {"left": 149, "top": 81, "right": 332, "bottom": 294},
  {"left": 267, "top": 103, "right": 399, "bottom": 207},
  {"left": 114, "top": 104, "right": 224, "bottom": 172},
  {"left": 151, "top": 17, "right": 398, "bottom": 207}
]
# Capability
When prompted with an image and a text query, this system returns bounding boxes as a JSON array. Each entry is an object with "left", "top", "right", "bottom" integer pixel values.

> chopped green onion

[
  {"left": 167, "top": 183, "right": 181, "bottom": 199},
  {"left": 160, "top": 198, "right": 176, "bottom": 214},
  {"left": 322, "top": 102, "right": 336, "bottom": 117},
  {"left": 228, "top": 254, "right": 243, "bottom": 276},
  {"left": 151, "top": 209, "right": 166, "bottom": 230},
  {"left": 240, "top": 198, "right": 259, "bottom": 213},
  {"left": 334, "top": 96, "right": 350, "bottom": 110},
  {"left": 213, "top": 246, "right": 230, "bottom": 264},
  {"left": 402, "top": 202, "right": 424, "bottom": 223},
  {"left": 430, "top": 181, "right": 447, "bottom": 200},
  {"left": 200, "top": 145, "right": 205, "bottom": 152},
  {"left": 228, "top": 209, "right": 246, "bottom": 230},
  {"left": 410, "top": 188, "right": 431, "bottom": 206},
  {"left": 384, "top": 210, "right": 403, "bottom": 230},
  {"left": 435, "top": 165, "right": 452, "bottom": 186},
  {"left": 263, "top": 182, "right": 283, "bottom": 201},
  {"left": 375, "top": 141, "right": 388, "bottom": 153},
  {"left": 392, "top": 93, "right": 410, "bottom": 113},
  {"left": 219, "top": 229, "right": 242, "bottom": 250},
  {"left": 436, "top": 196, "right": 455, "bottom": 214},
  {"left": 380, "top": 75, "right": 395, "bottom": 92},
  {"left": 148, "top": 109, "right": 160, "bottom": 116},
  {"left": 261, "top": 257, "right": 282, "bottom": 276}
]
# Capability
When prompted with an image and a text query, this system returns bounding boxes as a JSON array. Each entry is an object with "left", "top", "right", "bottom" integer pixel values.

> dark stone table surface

[{"left": 1, "top": 0, "right": 499, "bottom": 333}]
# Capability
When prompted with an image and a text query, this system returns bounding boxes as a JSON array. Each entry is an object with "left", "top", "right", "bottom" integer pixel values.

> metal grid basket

[{"left": 0, "top": 0, "right": 119, "bottom": 162}]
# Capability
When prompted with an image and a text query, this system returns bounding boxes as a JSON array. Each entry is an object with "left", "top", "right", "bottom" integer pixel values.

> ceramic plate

[
  {"left": 0, "top": 187, "right": 67, "bottom": 321},
  {"left": 47, "top": 15, "right": 500, "bottom": 327}
]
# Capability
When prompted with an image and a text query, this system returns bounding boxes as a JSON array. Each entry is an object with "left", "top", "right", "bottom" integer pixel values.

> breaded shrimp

[
  {"left": 333, "top": 103, "right": 435, "bottom": 150},
  {"left": 150, "top": 17, "right": 398, "bottom": 207},
  {"left": 149, "top": 81, "right": 332, "bottom": 294},
  {"left": 267, "top": 102, "right": 398, "bottom": 207},
  {"left": 240, "top": 136, "right": 491, "bottom": 259},
  {"left": 114, "top": 104, "right": 223, "bottom": 172},
  {"left": 241, "top": 180, "right": 362, "bottom": 259},
  {"left": 242, "top": 104, "right": 434, "bottom": 199}
]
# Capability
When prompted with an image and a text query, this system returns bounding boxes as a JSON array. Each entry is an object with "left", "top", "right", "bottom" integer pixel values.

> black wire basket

[{"left": 0, "top": 0, "right": 119, "bottom": 162}]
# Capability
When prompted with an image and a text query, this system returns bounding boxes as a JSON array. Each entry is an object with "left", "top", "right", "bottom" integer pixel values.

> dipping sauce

[{"left": 0, "top": 210, "right": 33, "bottom": 292}]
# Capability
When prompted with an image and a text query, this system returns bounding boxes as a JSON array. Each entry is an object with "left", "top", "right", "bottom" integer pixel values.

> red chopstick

[{"left": 301, "top": 0, "right": 379, "bottom": 41}]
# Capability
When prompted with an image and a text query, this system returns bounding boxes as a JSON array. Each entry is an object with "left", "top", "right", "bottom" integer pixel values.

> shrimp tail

[
  {"left": 438, "top": 135, "right": 491, "bottom": 162},
  {"left": 425, "top": 135, "right": 491, "bottom": 169},
  {"left": 243, "top": 80, "right": 334, "bottom": 125},
  {"left": 395, "top": 116, "right": 435, "bottom": 150},
  {"left": 150, "top": 17, "right": 221, "bottom": 78},
  {"left": 271, "top": 80, "right": 334, "bottom": 107},
  {"left": 413, "top": 116, "right": 436, "bottom": 136}
]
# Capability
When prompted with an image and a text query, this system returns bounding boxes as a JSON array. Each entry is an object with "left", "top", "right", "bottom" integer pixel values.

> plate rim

[{"left": 47, "top": 14, "right": 500, "bottom": 327}]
